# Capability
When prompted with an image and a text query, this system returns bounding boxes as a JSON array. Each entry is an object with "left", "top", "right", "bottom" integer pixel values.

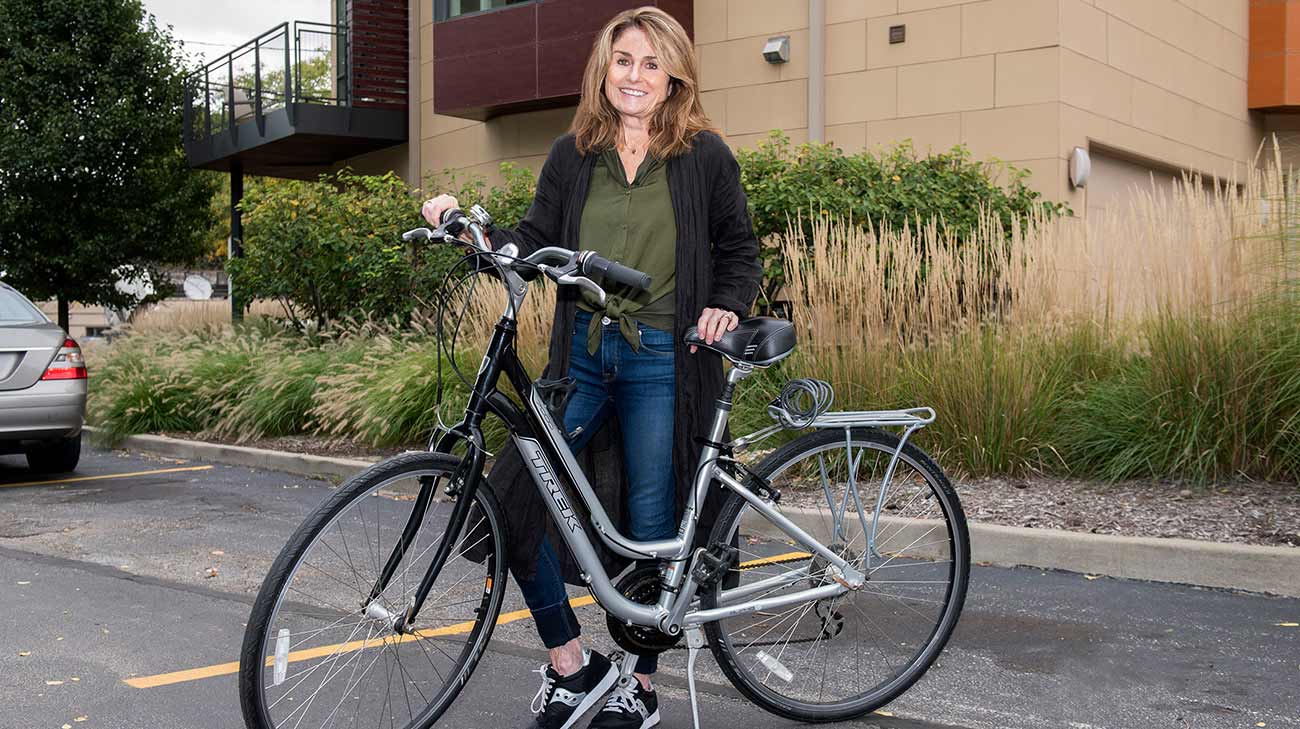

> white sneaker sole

[
  {"left": 558, "top": 664, "right": 620, "bottom": 729},
  {"left": 639, "top": 708, "right": 661, "bottom": 728}
]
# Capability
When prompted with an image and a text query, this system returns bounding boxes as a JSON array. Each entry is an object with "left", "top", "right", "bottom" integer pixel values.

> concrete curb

[
  {"left": 92, "top": 428, "right": 1300, "bottom": 598},
  {"left": 89, "top": 428, "right": 376, "bottom": 482}
]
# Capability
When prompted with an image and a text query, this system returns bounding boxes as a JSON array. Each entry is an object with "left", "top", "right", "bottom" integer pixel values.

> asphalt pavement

[{"left": 1, "top": 447, "right": 1297, "bottom": 729}]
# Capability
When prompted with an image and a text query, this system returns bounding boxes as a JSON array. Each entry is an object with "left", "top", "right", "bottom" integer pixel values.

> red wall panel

[
  {"left": 348, "top": 0, "right": 409, "bottom": 109},
  {"left": 433, "top": 0, "right": 694, "bottom": 119}
]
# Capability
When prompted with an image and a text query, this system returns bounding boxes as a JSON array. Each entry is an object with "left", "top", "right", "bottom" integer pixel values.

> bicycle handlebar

[
  {"left": 580, "top": 252, "right": 652, "bottom": 291},
  {"left": 401, "top": 209, "right": 653, "bottom": 295}
]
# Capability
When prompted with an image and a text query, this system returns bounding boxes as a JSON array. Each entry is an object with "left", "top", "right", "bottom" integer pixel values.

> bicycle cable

[{"left": 769, "top": 378, "right": 835, "bottom": 429}]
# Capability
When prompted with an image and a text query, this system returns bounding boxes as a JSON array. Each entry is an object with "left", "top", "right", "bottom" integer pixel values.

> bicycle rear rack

[{"left": 730, "top": 380, "right": 937, "bottom": 565}]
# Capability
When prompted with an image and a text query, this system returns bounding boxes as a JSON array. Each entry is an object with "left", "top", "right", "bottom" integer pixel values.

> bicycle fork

[
  {"left": 358, "top": 441, "right": 486, "bottom": 635},
  {"left": 365, "top": 324, "right": 516, "bottom": 633}
]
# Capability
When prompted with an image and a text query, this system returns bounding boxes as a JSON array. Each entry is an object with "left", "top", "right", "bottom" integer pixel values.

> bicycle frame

[{"left": 376, "top": 246, "right": 865, "bottom": 638}]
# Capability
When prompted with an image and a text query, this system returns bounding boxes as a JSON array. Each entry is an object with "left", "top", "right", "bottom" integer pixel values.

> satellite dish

[{"left": 183, "top": 275, "right": 214, "bottom": 300}]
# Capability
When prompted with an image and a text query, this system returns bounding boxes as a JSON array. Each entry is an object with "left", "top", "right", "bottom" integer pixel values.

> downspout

[
  {"left": 808, "top": 0, "right": 825, "bottom": 143},
  {"left": 408, "top": 0, "right": 421, "bottom": 186}
]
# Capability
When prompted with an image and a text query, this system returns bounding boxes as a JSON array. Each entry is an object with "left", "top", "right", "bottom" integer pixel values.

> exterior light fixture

[
  {"left": 763, "top": 35, "right": 790, "bottom": 64},
  {"left": 1069, "top": 147, "right": 1091, "bottom": 189}
]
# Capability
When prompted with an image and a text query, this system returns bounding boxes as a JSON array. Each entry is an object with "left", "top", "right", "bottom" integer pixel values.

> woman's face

[{"left": 603, "top": 26, "right": 671, "bottom": 125}]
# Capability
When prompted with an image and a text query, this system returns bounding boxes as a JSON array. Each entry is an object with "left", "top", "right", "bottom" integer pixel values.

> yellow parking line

[
  {"left": 126, "top": 552, "right": 814, "bottom": 690},
  {"left": 739, "top": 551, "right": 812, "bottom": 568},
  {"left": 125, "top": 595, "right": 598, "bottom": 689},
  {"left": 0, "top": 465, "right": 213, "bottom": 490}
]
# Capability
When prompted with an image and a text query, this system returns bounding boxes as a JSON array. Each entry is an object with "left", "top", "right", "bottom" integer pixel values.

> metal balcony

[{"left": 182, "top": 21, "right": 407, "bottom": 179}]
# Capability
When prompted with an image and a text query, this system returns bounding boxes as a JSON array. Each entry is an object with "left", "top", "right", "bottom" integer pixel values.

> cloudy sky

[{"left": 141, "top": 0, "right": 331, "bottom": 63}]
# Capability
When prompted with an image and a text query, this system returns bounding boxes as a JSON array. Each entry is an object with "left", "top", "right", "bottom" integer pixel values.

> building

[{"left": 184, "top": 0, "right": 1289, "bottom": 233}]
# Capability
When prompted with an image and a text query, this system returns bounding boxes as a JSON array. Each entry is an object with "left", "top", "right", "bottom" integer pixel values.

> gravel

[{"left": 159, "top": 432, "right": 1300, "bottom": 549}]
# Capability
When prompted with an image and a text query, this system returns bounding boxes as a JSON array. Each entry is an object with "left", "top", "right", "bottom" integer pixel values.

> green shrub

[
  {"left": 230, "top": 170, "right": 460, "bottom": 329},
  {"left": 736, "top": 131, "right": 1068, "bottom": 301},
  {"left": 1054, "top": 296, "right": 1300, "bottom": 483},
  {"left": 425, "top": 161, "right": 539, "bottom": 229}
]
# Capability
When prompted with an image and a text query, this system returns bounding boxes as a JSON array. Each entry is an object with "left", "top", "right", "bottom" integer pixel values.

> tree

[{"left": 0, "top": 0, "right": 217, "bottom": 331}]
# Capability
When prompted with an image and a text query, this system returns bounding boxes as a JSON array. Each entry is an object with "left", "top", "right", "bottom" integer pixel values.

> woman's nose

[{"left": 627, "top": 64, "right": 640, "bottom": 82}]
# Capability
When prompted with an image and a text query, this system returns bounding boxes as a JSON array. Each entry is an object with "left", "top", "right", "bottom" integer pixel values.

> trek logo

[{"left": 518, "top": 438, "right": 582, "bottom": 533}]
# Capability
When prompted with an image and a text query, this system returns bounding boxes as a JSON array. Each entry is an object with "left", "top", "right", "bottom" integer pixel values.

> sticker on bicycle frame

[{"left": 516, "top": 437, "right": 582, "bottom": 533}]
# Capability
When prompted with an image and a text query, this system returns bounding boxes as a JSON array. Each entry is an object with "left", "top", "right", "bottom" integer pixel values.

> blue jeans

[{"left": 514, "top": 309, "right": 676, "bottom": 674}]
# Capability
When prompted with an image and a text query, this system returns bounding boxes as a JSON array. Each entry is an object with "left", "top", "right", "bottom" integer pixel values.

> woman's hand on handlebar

[
  {"left": 691, "top": 307, "right": 738, "bottom": 353},
  {"left": 420, "top": 194, "right": 458, "bottom": 228},
  {"left": 420, "top": 194, "right": 491, "bottom": 249}
]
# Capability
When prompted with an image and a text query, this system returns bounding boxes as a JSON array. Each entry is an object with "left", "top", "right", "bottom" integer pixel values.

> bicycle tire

[
  {"left": 702, "top": 427, "right": 969, "bottom": 722},
  {"left": 239, "top": 451, "right": 508, "bottom": 729}
]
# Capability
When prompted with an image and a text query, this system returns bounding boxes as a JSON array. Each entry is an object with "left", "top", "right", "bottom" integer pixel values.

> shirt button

[{"left": 601, "top": 316, "right": 612, "bottom": 326}]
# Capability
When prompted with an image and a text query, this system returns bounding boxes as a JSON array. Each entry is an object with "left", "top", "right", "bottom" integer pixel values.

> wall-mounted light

[
  {"left": 763, "top": 35, "right": 790, "bottom": 64},
  {"left": 1069, "top": 146, "right": 1091, "bottom": 189}
]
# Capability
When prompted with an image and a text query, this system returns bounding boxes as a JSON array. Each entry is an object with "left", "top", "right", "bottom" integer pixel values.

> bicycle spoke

[
  {"left": 249, "top": 460, "right": 504, "bottom": 729},
  {"left": 708, "top": 431, "right": 967, "bottom": 717}
]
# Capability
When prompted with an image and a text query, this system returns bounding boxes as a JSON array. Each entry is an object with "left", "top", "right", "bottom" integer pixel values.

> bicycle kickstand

[
  {"left": 617, "top": 650, "right": 638, "bottom": 680},
  {"left": 685, "top": 626, "right": 705, "bottom": 729}
]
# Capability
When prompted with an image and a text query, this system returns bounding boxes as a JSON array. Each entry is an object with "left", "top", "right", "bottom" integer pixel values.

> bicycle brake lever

[
  {"left": 538, "top": 265, "right": 607, "bottom": 307},
  {"left": 556, "top": 273, "right": 607, "bottom": 307},
  {"left": 402, "top": 227, "right": 433, "bottom": 241}
]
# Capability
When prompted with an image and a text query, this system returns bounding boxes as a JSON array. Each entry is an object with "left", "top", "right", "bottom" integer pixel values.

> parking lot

[{"left": 2, "top": 447, "right": 1297, "bottom": 729}]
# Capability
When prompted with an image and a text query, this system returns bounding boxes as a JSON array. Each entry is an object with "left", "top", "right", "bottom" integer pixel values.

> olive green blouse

[{"left": 576, "top": 146, "right": 677, "bottom": 353}]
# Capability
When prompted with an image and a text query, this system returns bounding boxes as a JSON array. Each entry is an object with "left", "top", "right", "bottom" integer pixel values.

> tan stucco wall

[
  {"left": 413, "top": 0, "right": 1263, "bottom": 211},
  {"left": 1056, "top": 0, "right": 1258, "bottom": 212}
]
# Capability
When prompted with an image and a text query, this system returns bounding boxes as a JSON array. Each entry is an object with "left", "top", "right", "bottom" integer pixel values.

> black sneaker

[
  {"left": 589, "top": 676, "right": 660, "bottom": 729},
  {"left": 527, "top": 649, "right": 618, "bottom": 729}
]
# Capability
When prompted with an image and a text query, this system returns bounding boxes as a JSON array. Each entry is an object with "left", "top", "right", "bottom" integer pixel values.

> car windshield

[{"left": 0, "top": 288, "right": 46, "bottom": 323}]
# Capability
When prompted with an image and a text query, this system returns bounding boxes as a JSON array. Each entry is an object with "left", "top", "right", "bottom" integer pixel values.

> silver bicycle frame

[
  {"left": 473, "top": 241, "right": 933, "bottom": 636},
  {"left": 514, "top": 370, "right": 868, "bottom": 635}
]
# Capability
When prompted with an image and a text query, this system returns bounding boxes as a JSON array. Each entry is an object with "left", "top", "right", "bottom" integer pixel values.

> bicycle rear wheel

[
  {"left": 239, "top": 451, "right": 507, "bottom": 729},
  {"left": 703, "top": 427, "right": 969, "bottom": 722}
]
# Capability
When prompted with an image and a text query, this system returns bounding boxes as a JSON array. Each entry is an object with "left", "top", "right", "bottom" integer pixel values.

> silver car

[{"left": 0, "top": 282, "right": 86, "bottom": 473}]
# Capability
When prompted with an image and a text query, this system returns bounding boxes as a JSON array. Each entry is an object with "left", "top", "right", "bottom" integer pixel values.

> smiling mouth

[{"left": 620, "top": 88, "right": 647, "bottom": 98}]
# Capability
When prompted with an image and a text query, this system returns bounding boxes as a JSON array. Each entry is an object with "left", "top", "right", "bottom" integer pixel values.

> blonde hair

[{"left": 570, "top": 6, "right": 716, "bottom": 158}]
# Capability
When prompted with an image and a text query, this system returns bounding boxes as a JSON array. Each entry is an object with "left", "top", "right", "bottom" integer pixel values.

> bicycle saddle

[{"left": 684, "top": 317, "right": 795, "bottom": 366}]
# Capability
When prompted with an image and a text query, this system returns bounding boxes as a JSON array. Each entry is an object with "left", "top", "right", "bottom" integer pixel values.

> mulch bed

[{"left": 152, "top": 432, "right": 1299, "bottom": 549}]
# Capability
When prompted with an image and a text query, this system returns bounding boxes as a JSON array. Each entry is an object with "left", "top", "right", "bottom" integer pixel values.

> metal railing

[{"left": 184, "top": 21, "right": 350, "bottom": 145}]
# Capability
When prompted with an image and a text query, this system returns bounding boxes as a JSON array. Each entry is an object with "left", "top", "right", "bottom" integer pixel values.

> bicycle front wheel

[
  {"left": 703, "top": 427, "right": 969, "bottom": 722},
  {"left": 239, "top": 451, "right": 508, "bottom": 729}
]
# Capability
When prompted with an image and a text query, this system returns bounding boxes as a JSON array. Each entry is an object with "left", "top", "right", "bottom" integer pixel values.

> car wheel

[{"left": 26, "top": 434, "right": 81, "bottom": 474}]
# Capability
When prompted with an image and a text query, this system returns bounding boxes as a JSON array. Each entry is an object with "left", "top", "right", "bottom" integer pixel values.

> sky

[{"left": 140, "top": 0, "right": 332, "bottom": 64}]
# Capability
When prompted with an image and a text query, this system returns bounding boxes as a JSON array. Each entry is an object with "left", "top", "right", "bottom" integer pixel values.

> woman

[{"left": 422, "top": 7, "right": 760, "bottom": 728}]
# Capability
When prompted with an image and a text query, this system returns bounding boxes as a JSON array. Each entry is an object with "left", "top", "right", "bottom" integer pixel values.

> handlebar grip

[
  {"left": 440, "top": 208, "right": 467, "bottom": 236},
  {"left": 582, "top": 253, "right": 652, "bottom": 291}
]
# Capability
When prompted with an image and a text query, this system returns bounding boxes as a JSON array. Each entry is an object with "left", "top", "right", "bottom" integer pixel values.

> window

[
  {"left": 434, "top": 0, "right": 535, "bottom": 22},
  {"left": 0, "top": 287, "right": 45, "bottom": 323}
]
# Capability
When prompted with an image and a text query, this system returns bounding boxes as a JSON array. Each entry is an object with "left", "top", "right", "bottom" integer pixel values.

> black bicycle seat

[{"left": 684, "top": 317, "right": 795, "bottom": 366}]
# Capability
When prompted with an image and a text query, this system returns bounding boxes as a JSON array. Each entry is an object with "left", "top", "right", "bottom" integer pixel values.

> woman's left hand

[{"left": 691, "top": 307, "right": 739, "bottom": 353}]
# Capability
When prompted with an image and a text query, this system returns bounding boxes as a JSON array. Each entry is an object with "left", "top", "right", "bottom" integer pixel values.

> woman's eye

[
  {"left": 645, "top": 63, "right": 657, "bottom": 71},
  {"left": 617, "top": 58, "right": 629, "bottom": 66}
]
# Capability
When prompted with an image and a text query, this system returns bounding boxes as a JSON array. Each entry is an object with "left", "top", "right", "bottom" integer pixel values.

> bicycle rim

[
  {"left": 245, "top": 456, "right": 506, "bottom": 729},
  {"left": 705, "top": 429, "right": 969, "bottom": 720}
]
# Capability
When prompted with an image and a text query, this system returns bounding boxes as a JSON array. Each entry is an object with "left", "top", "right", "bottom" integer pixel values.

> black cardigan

[{"left": 486, "top": 130, "right": 762, "bottom": 581}]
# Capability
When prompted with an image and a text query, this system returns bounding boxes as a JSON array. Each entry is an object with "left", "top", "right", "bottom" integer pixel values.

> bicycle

[{"left": 238, "top": 206, "right": 970, "bottom": 729}]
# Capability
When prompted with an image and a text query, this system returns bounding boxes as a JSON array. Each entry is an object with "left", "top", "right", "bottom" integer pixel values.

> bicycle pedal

[{"left": 690, "top": 544, "right": 738, "bottom": 589}]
